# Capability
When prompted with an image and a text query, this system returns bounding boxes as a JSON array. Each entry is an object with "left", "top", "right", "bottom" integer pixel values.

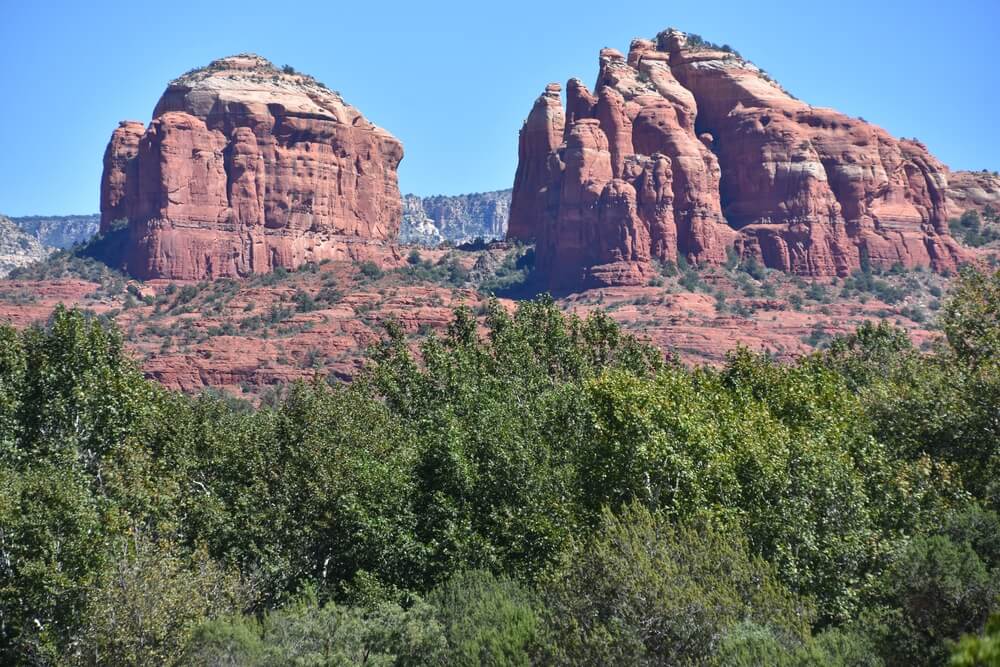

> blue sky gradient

[{"left": 1, "top": 0, "right": 996, "bottom": 215}]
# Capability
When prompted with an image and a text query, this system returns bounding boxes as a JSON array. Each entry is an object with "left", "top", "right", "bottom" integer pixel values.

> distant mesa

[
  {"left": 0, "top": 214, "right": 100, "bottom": 278},
  {"left": 0, "top": 214, "right": 50, "bottom": 278},
  {"left": 100, "top": 54, "right": 404, "bottom": 280},
  {"left": 509, "top": 28, "right": 969, "bottom": 289},
  {"left": 401, "top": 190, "right": 511, "bottom": 246},
  {"left": 10, "top": 214, "right": 99, "bottom": 249}
]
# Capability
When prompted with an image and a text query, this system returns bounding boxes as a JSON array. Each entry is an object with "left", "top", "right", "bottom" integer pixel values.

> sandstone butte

[
  {"left": 100, "top": 54, "right": 404, "bottom": 280},
  {"left": 509, "top": 29, "right": 970, "bottom": 290}
]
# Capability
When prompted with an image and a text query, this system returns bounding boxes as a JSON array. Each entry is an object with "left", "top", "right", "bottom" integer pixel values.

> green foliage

[
  {"left": 950, "top": 210, "right": 1000, "bottom": 247},
  {"left": 74, "top": 534, "right": 248, "bottom": 666},
  {"left": 679, "top": 264, "right": 707, "bottom": 291},
  {"left": 950, "top": 613, "right": 1000, "bottom": 667},
  {"left": 478, "top": 247, "right": 535, "bottom": 295},
  {"left": 358, "top": 260, "right": 385, "bottom": 280},
  {"left": 7, "top": 222, "right": 129, "bottom": 291},
  {"left": 725, "top": 245, "right": 740, "bottom": 270},
  {"left": 293, "top": 288, "right": 318, "bottom": 312},
  {"left": 149, "top": 383, "right": 420, "bottom": 603},
  {"left": 823, "top": 320, "right": 914, "bottom": 390},
  {"left": 1, "top": 273, "right": 998, "bottom": 664},
  {"left": 850, "top": 268, "right": 1000, "bottom": 506},
  {"left": 741, "top": 254, "right": 767, "bottom": 280},
  {"left": 656, "top": 29, "right": 742, "bottom": 57},
  {"left": 841, "top": 270, "right": 908, "bottom": 303},
  {"left": 184, "top": 588, "right": 445, "bottom": 666},
  {"left": 942, "top": 267, "right": 1000, "bottom": 366},
  {"left": 8, "top": 249, "right": 122, "bottom": 285},
  {"left": 391, "top": 253, "right": 470, "bottom": 287},
  {"left": 874, "top": 533, "right": 999, "bottom": 666},
  {"left": 562, "top": 350, "right": 897, "bottom": 622},
  {"left": 540, "top": 504, "right": 812, "bottom": 665},
  {"left": 713, "top": 623, "right": 883, "bottom": 667},
  {"left": 427, "top": 570, "right": 540, "bottom": 666},
  {"left": 0, "top": 462, "right": 106, "bottom": 663},
  {"left": 362, "top": 298, "right": 664, "bottom": 584},
  {"left": 0, "top": 308, "right": 161, "bottom": 661}
]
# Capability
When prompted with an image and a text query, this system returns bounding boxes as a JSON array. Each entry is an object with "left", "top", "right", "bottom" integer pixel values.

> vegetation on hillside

[
  {"left": 0, "top": 268, "right": 998, "bottom": 665},
  {"left": 950, "top": 207, "right": 1000, "bottom": 248}
]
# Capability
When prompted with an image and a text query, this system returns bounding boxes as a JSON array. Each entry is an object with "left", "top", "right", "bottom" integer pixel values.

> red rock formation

[
  {"left": 508, "top": 83, "right": 565, "bottom": 242},
  {"left": 99, "top": 121, "right": 144, "bottom": 233},
  {"left": 100, "top": 54, "right": 404, "bottom": 279},
  {"left": 509, "top": 29, "right": 966, "bottom": 288}
]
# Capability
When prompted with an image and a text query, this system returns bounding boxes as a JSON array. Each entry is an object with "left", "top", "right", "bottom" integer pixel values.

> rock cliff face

[
  {"left": 509, "top": 29, "right": 966, "bottom": 289},
  {"left": 400, "top": 190, "right": 511, "bottom": 245},
  {"left": 11, "top": 214, "right": 99, "bottom": 249},
  {"left": 100, "top": 54, "right": 404, "bottom": 280},
  {"left": 946, "top": 170, "right": 1000, "bottom": 217},
  {"left": 0, "top": 215, "right": 51, "bottom": 277}
]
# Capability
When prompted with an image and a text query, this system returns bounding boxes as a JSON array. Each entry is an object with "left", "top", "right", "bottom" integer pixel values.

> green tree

[
  {"left": 427, "top": 570, "right": 540, "bottom": 666},
  {"left": 361, "top": 298, "right": 662, "bottom": 585},
  {"left": 540, "top": 503, "right": 814, "bottom": 666},
  {"left": 713, "top": 623, "right": 882, "bottom": 667},
  {"left": 951, "top": 613, "right": 1000, "bottom": 667},
  {"left": 73, "top": 533, "right": 248, "bottom": 666},
  {"left": 876, "top": 534, "right": 999, "bottom": 666},
  {"left": 184, "top": 590, "right": 445, "bottom": 666},
  {"left": 857, "top": 268, "right": 1000, "bottom": 507},
  {"left": 0, "top": 308, "right": 162, "bottom": 661},
  {"left": 942, "top": 267, "right": 1000, "bottom": 367},
  {"left": 567, "top": 354, "right": 891, "bottom": 622}
]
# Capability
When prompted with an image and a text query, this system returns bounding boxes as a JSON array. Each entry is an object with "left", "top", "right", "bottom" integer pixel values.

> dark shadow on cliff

[
  {"left": 75, "top": 221, "right": 130, "bottom": 270},
  {"left": 7, "top": 221, "right": 130, "bottom": 283},
  {"left": 477, "top": 246, "right": 550, "bottom": 299}
]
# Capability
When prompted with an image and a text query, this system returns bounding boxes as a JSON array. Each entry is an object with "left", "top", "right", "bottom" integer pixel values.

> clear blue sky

[{"left": 0, "top": 0, "right": 996, "bottom": 216}]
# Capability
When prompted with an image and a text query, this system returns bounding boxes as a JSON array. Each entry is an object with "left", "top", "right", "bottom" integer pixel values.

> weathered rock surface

[
  {"left": 100, "top": 54, "right": 404, "bottom": 280},
  {"left": 11, "top": 214, "right": 99, "bottom": 248},
  {"left": 947, "top": 170, "right": 1000, "bottom": 217},
  {"left": 509, "top": 29, "right": 966, "bottom": 289},
  {"left": 401, "top": 189, "right": 511, "bottom": 245},
  {"left": 0, "top": 215, "right": 51, "bottom": 277}
]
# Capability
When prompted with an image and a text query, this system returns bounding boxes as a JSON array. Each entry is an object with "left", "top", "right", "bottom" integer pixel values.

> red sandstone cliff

[
  {"left": 509, "top": 30, "right": 966, "bottom": 289},
  {"left": 100, "top": 54, "right": 404, "bottom": 280}
]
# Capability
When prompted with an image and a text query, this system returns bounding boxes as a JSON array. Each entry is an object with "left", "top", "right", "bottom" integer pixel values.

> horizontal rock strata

[{"left": 100, "top": 54, "right": 403, "bottom": 280}]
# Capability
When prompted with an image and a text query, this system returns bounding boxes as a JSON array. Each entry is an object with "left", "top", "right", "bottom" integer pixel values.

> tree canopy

[{"left": 1, "top": 269, "right": 999, "bottom": 665}]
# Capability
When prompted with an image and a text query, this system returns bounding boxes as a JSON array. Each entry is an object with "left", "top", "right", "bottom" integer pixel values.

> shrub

[
  {"left": 358, "top": 261, "right": 384, "bottom": 280},
  {"left": 741, "top": 255, "right": 767, "bottom": 281},
  {"left": 293, "top": 289, "right": 318, "bottom": 313},
  {"left": 75, "top": 535, "right": 248, "bottom": 666},
  {"left": 427, "top": 570, "right": 540, "bottom": 666},
  {"left": 876, "top": 534, "right": 999, "bottom": 665},
  {"left": 950, "top": 612, "right": 1000, "bottom": 667},
  {"left": 184, "top": 590, "right": 445, "bottom": 666},
  {"left": 540, "top": 504, "right": 813, "bottom": 665}
]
